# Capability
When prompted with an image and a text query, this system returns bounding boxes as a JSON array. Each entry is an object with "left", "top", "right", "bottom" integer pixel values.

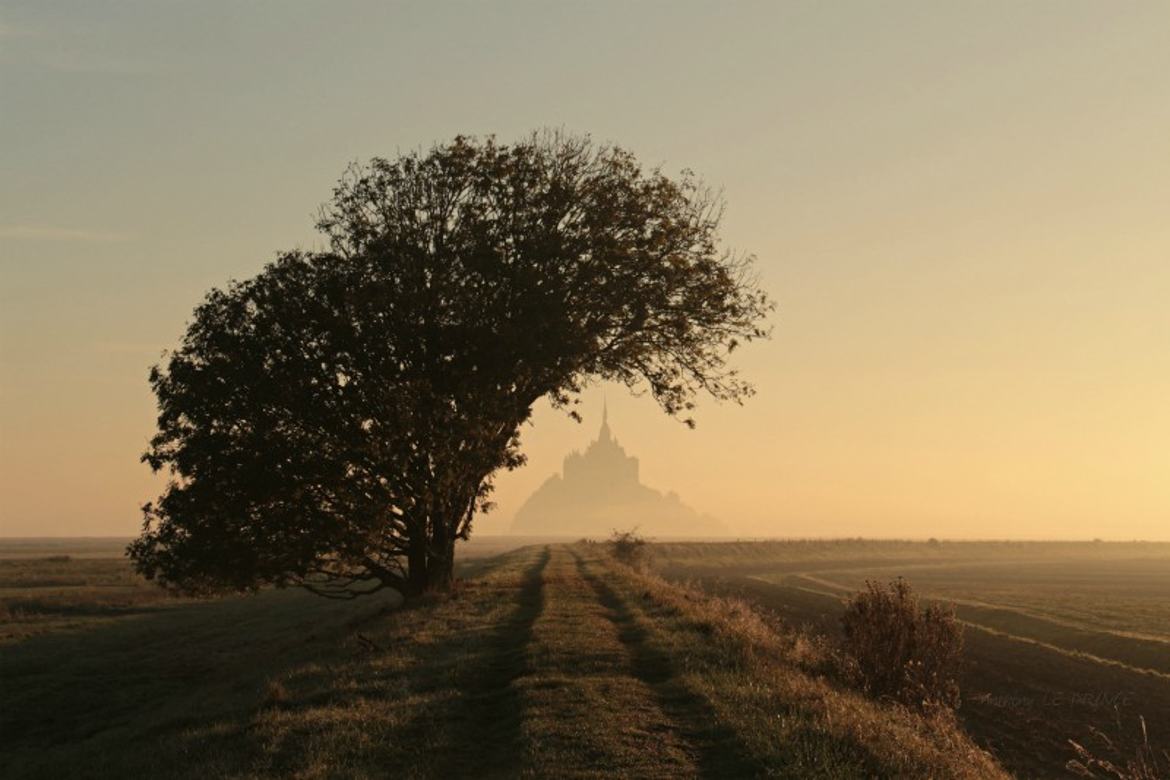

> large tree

[{"left": 130, "top": 132, "right": 771, "bottom": 598}]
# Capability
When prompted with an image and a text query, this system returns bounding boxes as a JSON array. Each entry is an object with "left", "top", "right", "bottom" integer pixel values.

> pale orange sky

[{"left": 1, "top": 2, "right": 1167, "bottom": 539}]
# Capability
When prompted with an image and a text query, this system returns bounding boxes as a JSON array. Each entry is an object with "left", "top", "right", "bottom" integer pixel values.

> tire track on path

[
  {"left": 429, "top": 544, "right": 551, "bottom": 778},
  {"left": 569, "top": 548, "right": 765, "bottom": 779},
  {"left": 516, "top": 546, "right": 700, "bottom": 778}
]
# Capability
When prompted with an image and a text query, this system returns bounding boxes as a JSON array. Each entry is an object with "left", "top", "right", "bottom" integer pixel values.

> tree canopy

[{"left": 130, "top": 132, "right": 772, "bottom": 598}]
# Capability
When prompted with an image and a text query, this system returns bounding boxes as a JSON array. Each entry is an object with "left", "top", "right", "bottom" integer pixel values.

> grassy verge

[{"left": 575, "top": 544, "right": 1005, "bottom": 779}]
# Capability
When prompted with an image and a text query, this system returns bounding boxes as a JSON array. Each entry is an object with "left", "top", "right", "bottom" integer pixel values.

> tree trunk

[
  {"left": 404, "top": 519, "right": 456, "bottom": 595},
  {"left": 425, "top": 521, "right": 456, "bottom": 591},
  {"left": 406, "top": 528, "right": 429, "bottom": 596},
  {"left": 426, "top": 547, "right": 455, "bottom": 591}
]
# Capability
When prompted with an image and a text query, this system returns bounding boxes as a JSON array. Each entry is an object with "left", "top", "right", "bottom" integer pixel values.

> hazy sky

[{"left": 2, "top": 2, "right": 1167, "bottom": 540}]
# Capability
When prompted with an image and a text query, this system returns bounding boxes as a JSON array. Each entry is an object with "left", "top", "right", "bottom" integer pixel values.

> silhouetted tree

[{"left": 130, "top": 132, "right": 771, "bottom": 598}]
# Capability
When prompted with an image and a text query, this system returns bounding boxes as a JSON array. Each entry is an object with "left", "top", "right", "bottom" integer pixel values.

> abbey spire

[{"left": 510, "top": 403, "right": 726, "bottom": 537}]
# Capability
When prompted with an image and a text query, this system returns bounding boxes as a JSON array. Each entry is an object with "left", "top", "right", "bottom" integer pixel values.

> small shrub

[
  {"left": 608, "top": 529, "right": 651, "bottom": 570},
  {"left": 840, "top": 577, "right": 963, "bottom": 711}
]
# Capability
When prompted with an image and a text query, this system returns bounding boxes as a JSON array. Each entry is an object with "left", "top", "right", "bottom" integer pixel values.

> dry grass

[{"left": 1068, "top": 717, "right": 1170, "bottom": 780}]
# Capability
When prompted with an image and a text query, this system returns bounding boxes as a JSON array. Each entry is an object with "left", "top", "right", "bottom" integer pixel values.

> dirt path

[
  {"left": 514, "top": 546, "right": 702, "bottom": 778},
  {"left": 237, "top": 542, "right": 753, "bottom": 779},
  {"left": 568, "top": 549, "right": 765, "bottom": 778}
]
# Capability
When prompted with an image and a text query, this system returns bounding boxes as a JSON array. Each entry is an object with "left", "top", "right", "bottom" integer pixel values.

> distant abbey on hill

[{"left": 510, "top": 408, "right": 726, "bottom": 537}]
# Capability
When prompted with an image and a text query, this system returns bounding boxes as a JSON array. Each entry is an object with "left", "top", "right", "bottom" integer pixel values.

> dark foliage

[
  {"left": 840, "top": 578, "right": 963, "bottom": 711},
  {"left": 130, "top": 131, "right": 770, "bottom": 599}
]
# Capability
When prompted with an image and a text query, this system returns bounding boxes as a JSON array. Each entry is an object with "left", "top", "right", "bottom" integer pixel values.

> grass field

[
  {"left": 652, "top": 539, "right": 1170, "bottom": 778},
  {"left": 0, "top": 537, "right": 554, "bottom": 646},
  {"left": 0, "top": 555, "right": 183, "bottom": 644},
  {"left": 0, "top": 540, "right": 1003, "bottom": 779}
]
